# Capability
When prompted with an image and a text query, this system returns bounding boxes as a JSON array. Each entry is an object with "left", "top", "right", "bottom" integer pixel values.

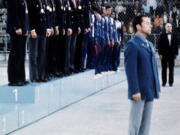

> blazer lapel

[
  {"left": 140, "top": 42, "right": 151, "bottom": 53},
  {"left": 134, "top": 35, "right": 151, "bottom": 53},
  {"left": 149, "top": 42, "right": 155, "bottom": 54}
]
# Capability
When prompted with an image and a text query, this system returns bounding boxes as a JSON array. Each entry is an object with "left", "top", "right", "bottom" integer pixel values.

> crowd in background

[{"left": 110, "top": 0, "right": 180, "bottom": 34}]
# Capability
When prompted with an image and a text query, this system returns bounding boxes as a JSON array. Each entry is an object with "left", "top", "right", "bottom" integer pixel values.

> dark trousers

[
  {"left": 112, "top": 42, "right": 121, "bottom": 71},
  {"left": 99, "top": 38, "right": 105, "bottom": 73},
  {"left": 64, "top": 35, "right": 71, "bottom": 73},
  {"left": 102, "top": 45, "right": 108, "bottom": 72},
  {"left": 75, "top": 32, "right": 84, "bottom": 70},
  {"left": 69, "top": 33, "right": 78, "bottom": 70},
  {"left": 161, "top": 57, "right": 175, "bottom": 85},
  {"left": 56, "top": 34, "right": 65, "bottom": 73},
  {"left": 46, "top": 35, "right": 59, "bottom": 76},
  {"left": 108, "top": 45, "right": 113, "bottom": 71},
  {"left": 81, "top": 34, "right": 89, "bottom": 69},
  {"left": 103, "top": 45, "right": 113, "bottom": 71},
  {"left": 95, "top": 37, "right": 103, "bottom": 74},
  {"left": 29, "top": 36, "right": 47, "bottom": 81},
  {"left": 8, "top": 34, "right": 27, "bottom": 83},
  {"left": 86, "top": 36, "right": 95, "bottom": 69}
]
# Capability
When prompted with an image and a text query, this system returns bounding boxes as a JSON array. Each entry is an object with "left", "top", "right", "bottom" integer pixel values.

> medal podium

[{"left": 0, "top": 70, "right": 125, "bottom": 135}]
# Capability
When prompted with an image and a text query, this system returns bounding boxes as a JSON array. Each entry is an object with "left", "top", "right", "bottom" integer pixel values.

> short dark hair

[
  {"left": 133, "top": 15, "right": 149, "bottom": 32},
  {"left": 100, "top": 6, "right": 105, "bottom": 14},
  {"left": 91, "top": 4, "right": 98, "bottom": 12},
  {"left": 105, "top": 5, "right": 111, "bottom": 9}
]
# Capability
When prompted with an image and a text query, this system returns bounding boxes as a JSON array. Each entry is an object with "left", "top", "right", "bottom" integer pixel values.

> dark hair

[
  {"left": 133, "top": 15, "right": 149, "bottom": 32},
  {"left": 91, "top": 4, "right": 98, "bottom": 12},
  {"left": 100, "top": 6, "right": 105, "bottom": 14},
  {"left": 105, "top": 5, "right": 111, "bottom": 9}
]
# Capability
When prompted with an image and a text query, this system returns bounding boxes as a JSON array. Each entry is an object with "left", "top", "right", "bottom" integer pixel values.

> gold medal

[
  {"left": 41, "top": 8, "right": 45, "bottom": 14},
  {"left": 61, "top": 6, "right": 63, "bottom": 10},
  {"left": 53, "top": 7, "right": 55, "bottom": 12},
  {"left": 46, "top": 6, "right": 49, "bottom": 9},
  {"left": 49, "top": 7, "right": 52, "bottom": 12},
  {"left": 47, "top": 6, "right": 52, "bottom": 12},
  {"left": 68, "top": 6, "right": 71, "bottom": 11},
  {"left": 78, "top": 6, "right": 82, "bottom": 10},
  {"left": 25, "top": 9, "right": 28, "bottom": 14}
]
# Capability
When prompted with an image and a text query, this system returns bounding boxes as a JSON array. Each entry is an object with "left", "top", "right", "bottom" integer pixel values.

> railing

[
  {"left": 0, "top": 8, "right": 8, "bottom": 62},
  {"left": 0, "top": 30, "right": 9, "bottom": 62},
  {"left": 0, "top": 33, "right": 163, "bottom": 63}
]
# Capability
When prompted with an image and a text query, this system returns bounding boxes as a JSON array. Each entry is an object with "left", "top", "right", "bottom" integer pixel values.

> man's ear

[{"left": 136, "top": 24, "right": 141, "bottom": 31}]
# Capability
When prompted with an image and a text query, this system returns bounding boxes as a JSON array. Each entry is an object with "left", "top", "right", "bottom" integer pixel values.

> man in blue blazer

[{"left": 124, "top": 15, "right": 160, "bottom": 135}]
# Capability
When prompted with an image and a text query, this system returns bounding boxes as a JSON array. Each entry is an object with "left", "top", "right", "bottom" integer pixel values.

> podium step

[{"left": 0, "top": 70, "right": 126, "bottom": 135}]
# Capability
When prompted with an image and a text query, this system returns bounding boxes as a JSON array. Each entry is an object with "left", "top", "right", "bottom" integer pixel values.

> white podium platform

[{"left": 0, "top": 70, "right": 125, "bottom": 135}]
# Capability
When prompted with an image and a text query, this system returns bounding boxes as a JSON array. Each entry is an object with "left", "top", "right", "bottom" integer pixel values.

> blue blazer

[{"left": 124, "top": 34, "right": 160, "bottom": 100}]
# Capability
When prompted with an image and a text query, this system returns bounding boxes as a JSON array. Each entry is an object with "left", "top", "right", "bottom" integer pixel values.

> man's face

[
  {"left": 138, "top": 17, "right": 152, "bottom": 36},
  {"left": 111, "top": 12, "right": 115, "bottom": 19},
  {"left": 123, "top": 7, "right": 126, "bottom": 12},
  {"left": 165, "top": 23, "right": 172, "bottom": 33},
  {"left": 102, "top": 8, "right": 107, "bottom": 15},
  {"left": 106, "top": 8, "right": 112, "bottom": 16}
]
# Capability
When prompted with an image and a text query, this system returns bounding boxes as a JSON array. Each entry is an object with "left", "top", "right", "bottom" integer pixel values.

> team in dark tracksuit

[
  {"left": 82, "top": 5, "right": 123, "bottom": 75},
  {"left": 112, "top": 13, "right": 123, "bottom": 71},
  {"left": 6, "top": 1, "right": 123, "bottom": 85}
]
